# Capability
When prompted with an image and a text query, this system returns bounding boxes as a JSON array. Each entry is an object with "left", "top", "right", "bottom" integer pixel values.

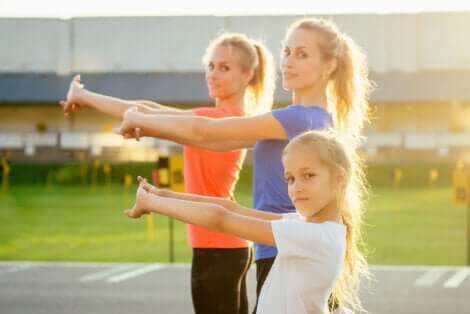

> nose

[
  {"left": 281, "top": 55, "right": 293, "bottom": 71},
  {"left": 206, "top": 66, "right": 220, "bottom": 79},
  {"left": 290, "top": 180, "right": 303, "bottom": 194}
]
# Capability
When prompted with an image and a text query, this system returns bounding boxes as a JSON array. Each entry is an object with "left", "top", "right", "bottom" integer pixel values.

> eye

[
  {"left": 284, "top": 175, "right": 294, "bottom": 184},
  {"left": 282, "top": 48, "right": 290, "bottom": 57},
  {"left": 220, "top": 65, "right": 230, "bottom": 72},
  {"left": 296, "top": 51, "right": 307, "bottom": 58},
  {"left": 304, "top": 172, "right": 315, "bottom": 180},
  {"left": 207, "top": 63, "right": 214, "bottom": 71}
]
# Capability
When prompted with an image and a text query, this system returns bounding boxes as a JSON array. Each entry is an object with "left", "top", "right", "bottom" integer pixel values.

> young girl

[
  {"left": 112, "top": 17, "right": 373, "bottom": 309},
  {"left": 60, "top": 33, "right": 276, "bottom": 314},
  {"left": 126, "top": 130, "right": 369, "bottom": 314}
]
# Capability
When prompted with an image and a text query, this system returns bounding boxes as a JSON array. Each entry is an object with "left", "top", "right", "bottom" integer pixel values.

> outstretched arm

[
  {"left": 142, "top": 129, "right": 256, "bottom": 151},
  {"left": 137, "top": 177, "right": 280, "bottom": 220},
  {"left": 115, "top": 107, "right": 288, "bottom": 143},
  {"left": 127, "top": 183, "right": 276, "bottom": 246},
  {"left": 59, "top": 75, "right": 190, "bottom": 119}
]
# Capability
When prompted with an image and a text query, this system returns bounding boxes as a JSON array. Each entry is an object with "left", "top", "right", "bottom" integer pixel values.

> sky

[{"left": 1, "top": 0, "right": 470, "bottom": 18}]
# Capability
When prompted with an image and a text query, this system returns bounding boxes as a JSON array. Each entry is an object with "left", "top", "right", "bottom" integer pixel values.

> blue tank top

[{"left": 253, "top": 104, "right": 333, "bottom": 261}]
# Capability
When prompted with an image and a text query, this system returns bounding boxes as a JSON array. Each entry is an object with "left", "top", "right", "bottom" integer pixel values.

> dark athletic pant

[
  {"left": 252, "top": 257, "right": 339, "bottom": 314},
  {"left": 191, "top": 247, "right": 252, "bottom": 314}
]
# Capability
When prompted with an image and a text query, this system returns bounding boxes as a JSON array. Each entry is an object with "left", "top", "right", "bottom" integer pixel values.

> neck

[
  {"left": 215, "top": 90, "right": 246, "bottom": 110},
  {"left": 307, "top": 200, "right": 341, "bottom": 224},
  {"left": 292, "top": 82, "right": 328, "bottom": 110}
]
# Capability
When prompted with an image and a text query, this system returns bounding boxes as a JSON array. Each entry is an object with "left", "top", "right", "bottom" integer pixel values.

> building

[{"left": 1, "top": 13, "right": 470, "bottom": 163}]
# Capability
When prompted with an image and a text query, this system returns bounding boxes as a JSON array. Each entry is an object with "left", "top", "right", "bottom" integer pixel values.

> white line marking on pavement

[
  {"left": 414, "top": 269, "right": 448, "bottom": 287},
  {"left": 372, "top": 265, "right": 464, "bottom": 272},
  {"left": 79, "top": 265, "right": 137, "bottom": 282},
  {"left": 107, "top": 264, "right": 165, "bottom": 283},
  {"left": 0, "top": 264, "right": 33, "bottom": 275},
  {"left": 0, "top": 261, "right": 191, "bottom": 268},
  {"left": 443, "top": 269, "right": 470, "bottom": 288}
]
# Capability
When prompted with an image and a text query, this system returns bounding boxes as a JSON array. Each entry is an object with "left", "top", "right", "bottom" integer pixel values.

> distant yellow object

[
  {"left": 393, "top": 168, "right": 403, "bottom": 190},
  {"left": 429, "top": 168, "right": 439, "bottom": 187},
  {"left": 123, "top": 174, "right": 133, "bottom": 192},
  {"left": 169, "top": 155, "right": 184, "bottom": 193},
  {"left": 453, "top": 165, "right": 469, "bottom": 206}
]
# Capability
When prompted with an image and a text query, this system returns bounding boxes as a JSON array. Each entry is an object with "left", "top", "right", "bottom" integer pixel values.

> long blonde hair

[
  {"left": 202, "top": 33, "right": 276, "bottom": 114},
  {"left": 285, "top": 18, "right": 374, "bottom": 145},
  {"left": 284, "top": 130, "right": 370, "bottom": 314}
]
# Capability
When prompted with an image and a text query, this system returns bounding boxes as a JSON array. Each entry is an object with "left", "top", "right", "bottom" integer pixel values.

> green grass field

[{"left": 0, "top": 166, "right": 467, "bottom": 265}]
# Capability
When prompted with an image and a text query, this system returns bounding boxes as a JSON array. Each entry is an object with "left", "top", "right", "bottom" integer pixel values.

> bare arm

[
  {"left": 128, "top": 187, "right": 276, "bottom": 246},
  {"left": 137, "top": 176, "right": 279, "bottom": 220},
  {"left": 154, "top": 186, "right": 281, "bottom": 221},
  {"left": 60, "top": 75, "right": 189, "bottom": 119},
  {"left": 142, "top": 128, "right": 256, "bottom": 151},
  {"left": 117, "top": 109, "right": 288, "bottom": 143}
]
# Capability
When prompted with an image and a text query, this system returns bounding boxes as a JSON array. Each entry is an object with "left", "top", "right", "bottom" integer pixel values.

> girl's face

[
  {"left": 281, "top": 27, "right": 332, "bottom": 91},
  {"left": 283, "top": 147, "right": 339, "bottom": 220},
  {"left": 205, "top": 45, "right": 252, "bottom": 100}
]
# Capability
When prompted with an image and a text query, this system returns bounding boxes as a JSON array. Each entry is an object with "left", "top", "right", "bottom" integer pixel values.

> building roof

[{"left": 1, "top": 71, "right": 470, "bottom": 104}]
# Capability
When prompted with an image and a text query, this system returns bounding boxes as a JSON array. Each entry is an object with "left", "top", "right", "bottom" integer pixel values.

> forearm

[
  {"left": 79, "top": 89, "right": 136, "bottom": 118},
  {"left": 158, "top": 189, "right": 237, "bottom": 210},
  {"left": 145, "top": 194, "right": 227, "bottom": 231},
  {"left": 158, "top": 190, "right": 280, "bottom": 221},
  {"left": 134, "top": 100, "right": 191, "bottom": 114},
  {"left": 130, "top": 113, "right": 205, "bottom": 142},
  {"left": 142, "top": 127, "right": 252, "bottom": 151}
]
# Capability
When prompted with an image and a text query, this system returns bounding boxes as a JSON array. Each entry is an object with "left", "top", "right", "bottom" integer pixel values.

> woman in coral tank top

[{"left": 60, "top": 33, "right": 276, "bottom": 314}]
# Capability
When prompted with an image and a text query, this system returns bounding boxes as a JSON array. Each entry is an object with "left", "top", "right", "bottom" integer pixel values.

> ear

[
  {"left": 334, "top": 168, "right": 347, "bottom": 192},
  {"left": 326, "top": 58, "right": 338, "bottom": 78},
  {"left": 244, "top": 68, "right": 255, "bottom": 85}
]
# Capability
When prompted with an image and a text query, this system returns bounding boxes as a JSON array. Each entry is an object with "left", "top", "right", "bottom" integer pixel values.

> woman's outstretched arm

[
  {"left": 115, "top": 107, "right": 288, "bottom": 143},
  {"left": 59, "top": 75, "right": 190, "bottom": 119}
]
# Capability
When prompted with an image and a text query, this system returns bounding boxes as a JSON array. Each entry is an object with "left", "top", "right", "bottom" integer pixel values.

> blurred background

[{"left": 1, "top": 1, "right": 470, "bottom": 267}]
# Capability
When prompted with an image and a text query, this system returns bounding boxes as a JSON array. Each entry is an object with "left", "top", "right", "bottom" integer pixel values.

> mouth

[
  {"left": 282, "top": 72, "right": 297, "bottom": 80},
  {"left": 294, "top": 197, "right": 309, "bottom": 203}
]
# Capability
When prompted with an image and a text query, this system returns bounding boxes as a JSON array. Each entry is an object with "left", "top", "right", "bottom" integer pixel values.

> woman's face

[
  {"left": 283, "top": 147, "right": 339, "bottom": 220},
  {"left": 205, "top": 45, "right": 252, "bottom": 100},
  {"left": 281, "top": 27, "right": 331, "bottom": 92}
]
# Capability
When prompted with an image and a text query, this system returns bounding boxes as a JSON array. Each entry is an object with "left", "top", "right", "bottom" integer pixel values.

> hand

[
  {"left": 136, "top": 103, "right": 158, "bottom": 114},
  {"left": 59, "top": 74, "right": 87, "bottom": 116},
  {"left": 137, "top": 176, "right": 164, "bottom": 196},
  {"left": 125, "top": 182, "right": 152, "bottom": 219},
  {"left": 113, "top": 107, "right": 142, "bottom": 141}
]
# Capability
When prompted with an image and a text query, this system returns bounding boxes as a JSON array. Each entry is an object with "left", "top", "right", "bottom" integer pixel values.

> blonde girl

[{"left": 126, "top": 130, "right": 369, "bottom": 314}]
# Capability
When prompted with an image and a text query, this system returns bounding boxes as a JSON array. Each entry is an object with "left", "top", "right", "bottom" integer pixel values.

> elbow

[{"left": 207, "top": 205, "right": 228, "bottom": 232}]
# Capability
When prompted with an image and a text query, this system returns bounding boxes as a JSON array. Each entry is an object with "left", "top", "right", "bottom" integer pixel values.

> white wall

[{"left": 1, "top": 13, "right": 469, "bottom": 74}]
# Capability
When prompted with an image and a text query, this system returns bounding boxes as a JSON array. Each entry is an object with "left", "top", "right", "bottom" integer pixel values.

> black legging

[
  {"left": 191, "top": 247, "right": 253, "bottom": 314},
  {"left": 252, "top": 257, "right": 275, "bottom": 314}
]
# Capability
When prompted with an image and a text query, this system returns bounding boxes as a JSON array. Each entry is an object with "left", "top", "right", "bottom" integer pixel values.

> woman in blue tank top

[{"left": 112, "top": 17, "right": 374, "bottom": 312}]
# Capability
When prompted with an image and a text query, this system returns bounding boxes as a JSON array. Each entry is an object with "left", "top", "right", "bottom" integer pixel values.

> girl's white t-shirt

[{"left": 257, "top": 213, "right": 346, "bottom": 314}]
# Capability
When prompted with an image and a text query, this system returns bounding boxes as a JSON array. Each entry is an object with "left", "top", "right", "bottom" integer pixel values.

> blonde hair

[
  {"left": 202, "top": 33, "right": 276, "bottom": 114},
  {"left": 285, "top": 18, "right": 375, "bottom": 145},
  {"left": 283, "top": 130, "right": 370, "bottom": 314}
]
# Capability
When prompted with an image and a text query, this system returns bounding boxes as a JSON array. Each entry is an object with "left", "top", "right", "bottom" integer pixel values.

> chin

[
  {"left": 208, "top": 91, "right": 220, "bottom": 98},
  {"left": 282, "top": 82, "right": 293, "bottom": 91}
]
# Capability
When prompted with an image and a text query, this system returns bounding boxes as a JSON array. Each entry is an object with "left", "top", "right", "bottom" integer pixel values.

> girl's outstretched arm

[
  {"left": 127, "top": 183, "right": 276, "bottom": 246},
  {"left": 137, "top": 177, "right": 280, "bottom": 220}
]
